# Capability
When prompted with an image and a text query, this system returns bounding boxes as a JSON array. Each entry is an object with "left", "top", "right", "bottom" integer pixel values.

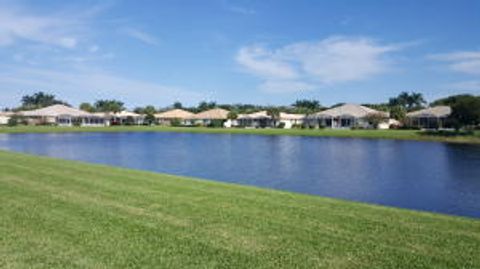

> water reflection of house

[
  {"left": 154, "top": 109, "right": 195, "bottom": 126},
  {"left": 306, "top": 104, "right": 389, "bottom": 129},
  {"left": 20, "top": 104, "right": 105, "bottom": 126},
  {"left": 406, "top": 106, "right": 451, "bottom": 129}
]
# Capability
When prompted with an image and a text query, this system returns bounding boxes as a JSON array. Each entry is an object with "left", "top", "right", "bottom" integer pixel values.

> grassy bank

[
  {"left": 1, "top": 125, "right": 480, "bottom": 144},
  {"left": 0, "top": 150, "right": 479, "bottom": 268}
]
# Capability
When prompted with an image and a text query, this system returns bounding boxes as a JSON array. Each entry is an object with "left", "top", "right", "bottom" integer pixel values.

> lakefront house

[
  {"left": 155, "top": 109, "right": 195, "bottom": 126},
  {"left": 19, "top": 104, "right": 106, "bottom": 127},
  {"left": 306, "top": 104, "right": 389, "bottom": 129},
  {"left": 406, "top": 106, "right": 452, "bottom": 129}
]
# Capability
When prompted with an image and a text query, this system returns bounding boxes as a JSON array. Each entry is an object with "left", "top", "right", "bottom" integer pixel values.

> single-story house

[
  {"left": 20, "top": 104, "right": 105, "bottom": 126},
  {"left": 237, "top": 111, "right": 273, "bottom": 128},
  {"left": 236, "top": 111, "right": 305, "bottom": 129},
  {"left": 107, "top": 111, "right": 144, "bottom": 125},
  {"left": 406, "top": 106, "right": 451, "bottom": 129},
  {"left": 155, "top": 109, "right": 195, "bottom": 126},
  {"left": 306, "top": 104, "right": 389, "bottom": 129},
  {"left": 279, "top": 112, "right": 305, "bottom": 129},
  {"left": 0, "top": 111, "right": 13, "bottom": 125},
  {"left": 193, "top": 108, "right": 229, "bottom": 126}
]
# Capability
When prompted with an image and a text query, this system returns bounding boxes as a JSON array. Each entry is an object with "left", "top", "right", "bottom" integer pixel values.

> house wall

[{"left": 0, "top": 116, "right": 10, "bottom": 125}]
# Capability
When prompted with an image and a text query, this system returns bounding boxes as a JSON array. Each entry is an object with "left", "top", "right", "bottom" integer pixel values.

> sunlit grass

[{"left": 1, "top": 150, "right": 479, "bottom": 268}]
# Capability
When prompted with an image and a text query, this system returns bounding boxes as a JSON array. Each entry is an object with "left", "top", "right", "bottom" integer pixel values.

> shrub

[
  {"left": 7, "top": 116, "right": 19, "bottom": 126},
  {"left": 170, "top": 118, "right": 182, "bottom": 127},
  {"left": 208, "top": 120, "right": 225, "bottom": 128}
]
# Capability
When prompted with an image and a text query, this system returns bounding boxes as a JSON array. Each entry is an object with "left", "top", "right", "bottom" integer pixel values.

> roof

[
  {"left": 193, "top": 108, "right": 229, "bottom": 120},
  {"left": 238, "top": 111, "right": 271, "bottom": 120},
  {"left": 407, "top": 106, "right": 451, "bottom": 118},
  {"left": 280, "top": 112, "right": 305, "bottom": 120},
  {"left": 310, "top": 104, "right": 389, "bottom": 118},
  {"left": 155, "top": 109, "right": 195, "bottom": 119},
  {"left": 20, "top": 104, "right": 93, "bottom": 117},
  {"left": 0, "top": 111, "right": 14, "bottom": 117}
]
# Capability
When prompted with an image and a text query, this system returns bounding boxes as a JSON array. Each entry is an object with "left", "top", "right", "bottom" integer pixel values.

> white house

[
  {"left": 94, "top": 111, "right": 145, "bottom": 125},
  {"left": 306, "top": 104, "right": 389, "bottom": 129},
  {"left": 279, "top": 112, "right": 305, "bottom": 129},
  {"left": 0, "top": 111, "right": 13, "bottom": 125},
  {"left": 237, "top": 111, "right": 273, "bottom": 128},
  {"left": 236, "top": 111, "right": 305, "bottom": 129},
  {"left": 20, "top": 104, "right": 105, "bottom": 126}
]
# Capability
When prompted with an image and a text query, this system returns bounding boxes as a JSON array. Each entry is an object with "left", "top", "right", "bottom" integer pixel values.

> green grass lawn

[
  {"left": 1, "top": 150, "right": 479, "bottom": 268},
  {"left": 1, "top": 125, "right": 480, "bottom": 144}
]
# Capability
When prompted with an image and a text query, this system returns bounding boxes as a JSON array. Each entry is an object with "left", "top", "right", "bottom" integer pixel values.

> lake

[{"left": 1, "top": 132, "right": 479, "bottom": 218}]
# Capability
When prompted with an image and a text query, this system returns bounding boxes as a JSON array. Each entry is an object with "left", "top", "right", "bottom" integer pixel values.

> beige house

[
  {"left": 307, "top": 104, "right": 389, "bottom": 129},
  {"left": 406, "top": 106, "right": 451, "bottom": 129},
  {"left": 155, "top": 109, "right": 195, "bottom": 126},
  {"left": 193, "top": 108, "right": 229, "bottom": 126},
  {"left": 20, "top": 104, "right": 105, "bottom": 126}
]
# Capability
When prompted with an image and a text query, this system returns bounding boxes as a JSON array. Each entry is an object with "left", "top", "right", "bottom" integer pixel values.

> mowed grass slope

[{"left": 1, "top": 150, "right": 479, "bottom": 268}]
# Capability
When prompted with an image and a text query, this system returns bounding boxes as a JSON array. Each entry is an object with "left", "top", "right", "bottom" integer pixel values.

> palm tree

[
  {"left": 408, "top": 92, "right": 426, "bottom": 110},
  {"left": 266, "top": 107, "right": 280, "bottom": 127}
]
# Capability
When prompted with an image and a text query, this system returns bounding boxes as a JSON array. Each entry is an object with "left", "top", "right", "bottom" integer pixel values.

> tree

[
  {"left": 197, "top": 101, "right": 216, "bottom": 112},
  {"left": 20, "top": 91, "right": 68, "bottom": 110},
  {"left": 389, "top": 106, "right": 407, "bottom": 121},
  {"left": 173, "top": 102, "right": 183, "bottom": 109},
  {"left": 266, "top": 107, "right": 281, "bottom": 127},
  {"left": 292, "top": 99, "right": 321, "bottom": 114},
  {"left": 365, "top": 113, "right": 386, "bottom": 129},
  {"left": 79, "top": 102, "right": 96, "bottom": 112},
  {"left": 389, "top": 91, "right": 426, "bottom": 111},
  {"left": 227, "top": 111, "right": 238, "bottom": 120},
  {"left": 134, "top": 105, "right": 157, "bottom": 125},
  {"left": 94, "top": 100, "right": 125, "bottom": 113},
  {"left": 431, "top": 94, "right": 475, "bottom": 106},
  {"left": 448, "top": 96, "right": 480, "bottom": 129}
]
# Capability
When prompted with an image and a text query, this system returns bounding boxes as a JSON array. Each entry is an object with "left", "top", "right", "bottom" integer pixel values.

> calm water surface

[{"left": 1, "top": 132, "right": 479, "bottom": 218}]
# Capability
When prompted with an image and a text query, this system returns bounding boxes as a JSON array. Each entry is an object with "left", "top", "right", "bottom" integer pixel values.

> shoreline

[{"left": 1, "top": 125, "right": 480, "bottom": 144}]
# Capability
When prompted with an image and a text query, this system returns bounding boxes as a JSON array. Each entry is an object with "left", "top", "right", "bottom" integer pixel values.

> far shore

[{"left": 1, "top": 125, "right": 480, "bottom": 144}]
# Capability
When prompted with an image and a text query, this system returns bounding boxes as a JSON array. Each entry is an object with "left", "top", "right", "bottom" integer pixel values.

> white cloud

[
  {"left": 122, "top": 27, "right": 159, "bottom": 46},
  {"left": 236, "top": 36, "right": 402, "bottom": 93},
  {"left": 0, "top": 4, "right": 83, "bottom": 49},
  {"left": 0, "top": 66, "right": 203, "bottom": 107},
  {"left": 429, "top": 51, "right": 480, "bottom": 75},
  {"left": 236, "top": 46, "right": 298, "bottom": 79}
]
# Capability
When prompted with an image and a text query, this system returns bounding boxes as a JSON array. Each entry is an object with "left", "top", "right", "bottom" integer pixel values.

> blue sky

[{"left": 0, "top": 0, "right": 479, "bottom": 109}]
